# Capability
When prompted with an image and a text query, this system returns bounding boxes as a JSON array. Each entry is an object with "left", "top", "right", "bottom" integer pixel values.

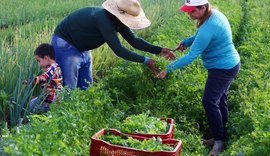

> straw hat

[{"left": 102, "top": 0, "right": 151, "bottom": 29}]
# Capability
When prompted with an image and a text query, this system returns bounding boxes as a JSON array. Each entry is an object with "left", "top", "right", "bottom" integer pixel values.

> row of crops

[
  {"left": 0, "top": 0, "right": 180, "bottom": 127},
  {"left": 1, "top": 0, "right": 270, "bottom": 155}
]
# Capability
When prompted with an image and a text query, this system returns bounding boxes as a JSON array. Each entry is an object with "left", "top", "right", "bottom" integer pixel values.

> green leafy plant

[
  {"left": 101, "top": 132, "right": 175, "bottom": 152},
  {"left": 115, "top": 113, "right": 168, "bottom": 134}
]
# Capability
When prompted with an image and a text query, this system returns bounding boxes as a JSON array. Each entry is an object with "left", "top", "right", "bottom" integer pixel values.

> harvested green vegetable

[
  {"left": 116, "top": 113, "right": 169, "bottom": 134},
  {"left": 100, "top": 132, "right": 175, "bottom": 151}
]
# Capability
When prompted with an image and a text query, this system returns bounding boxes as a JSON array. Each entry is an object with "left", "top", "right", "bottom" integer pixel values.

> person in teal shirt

[{"left": 158, "top": 0, "right": 240, "bottom": 155}]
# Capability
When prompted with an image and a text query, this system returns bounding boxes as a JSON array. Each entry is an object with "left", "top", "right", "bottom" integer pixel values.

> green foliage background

[{"left": 0, "top": 0, "right": 270, "bottom": 155}]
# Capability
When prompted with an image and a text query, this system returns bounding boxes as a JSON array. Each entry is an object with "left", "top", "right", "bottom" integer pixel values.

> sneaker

[{"left": 208, "top": 140, "right": 225, "bottom": 156}]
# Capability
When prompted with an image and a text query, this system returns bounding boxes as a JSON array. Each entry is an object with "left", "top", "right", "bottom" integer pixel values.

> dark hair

[
  {"left": 196, "top": 3, "right": 212, "bottom": 27},
  {"left": 35, "top": 43, "right": 55, "bottom": 60}
]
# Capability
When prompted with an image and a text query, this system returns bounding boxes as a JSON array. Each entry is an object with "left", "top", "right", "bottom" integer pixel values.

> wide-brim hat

[{"left": 102, "top": 0, "right": 151, "bottom": 29}]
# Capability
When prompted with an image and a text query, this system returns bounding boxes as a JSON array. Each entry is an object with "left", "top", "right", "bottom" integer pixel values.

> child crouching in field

[{"left": 29, "top": 43, "right": 63, "bottom": 113}]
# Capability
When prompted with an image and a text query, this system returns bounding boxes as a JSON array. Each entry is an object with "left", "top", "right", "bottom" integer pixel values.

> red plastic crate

[
  {"left": 124, "top": 118, "right": 174, "bottom": 140},
  {"left": 90, "top": 128, "right": 182, "bottom": 156}
]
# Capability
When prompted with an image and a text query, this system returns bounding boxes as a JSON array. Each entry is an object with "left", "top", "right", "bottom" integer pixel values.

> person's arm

[
  {"left": 174, "top": 35, "right": 196, "bottom": 52},
  {"left": 166, "top": 28, "right": 213, "bottom": 73},
  {"left": 97, "top": 17, "right": 161, "bottom": 74},
  {"left": 119, "top": 25, "right": 176, "bottom": 61},
  {"left": 182, "top": 35, "right": 196, "bottom": 47},
  {"left": 96, "top": 16, "right": 147, "bottom": 63},
  {"left": 118, "top": 26, "right": 162, "bottom": 54},
  {"left": 34, "top": 66, "right": 55, "bottom": 84}
]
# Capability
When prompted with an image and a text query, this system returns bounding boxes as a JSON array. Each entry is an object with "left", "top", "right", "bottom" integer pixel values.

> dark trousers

[{"left": 202, "top": 63, "right": 240, "bottom": 141}]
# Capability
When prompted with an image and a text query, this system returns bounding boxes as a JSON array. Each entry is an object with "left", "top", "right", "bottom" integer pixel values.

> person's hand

[
  {"left": 23, "top": 79, "right": 31, "bottom": 85},
  {"left": 160, "top": 48, "right": 176, "bottom": 61},
  {"left": 23, "top": 78, "right": 35, "bottom": 85},
  {"left": 39, "top": 76, "right": 46, "bottom": 82},
  {"left": 173, "top": 42, "right": 187, "bottom": 52},
  {"left": 35, "top": 76, "right": 46, "bottom": 84},
  {"left": 146, "top": 58, "right": 159, "bottom": 76},
  {"left": 156, "top": 70, "right": 167, "bottom": 79}
]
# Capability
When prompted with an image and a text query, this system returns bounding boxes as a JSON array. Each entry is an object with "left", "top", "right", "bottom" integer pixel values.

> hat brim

[
  {"left": 102, "top": 0, "right": 151, "bottom": 29},
  {"left": 179, "top": 4, "right": 196, "bottom": 12}
]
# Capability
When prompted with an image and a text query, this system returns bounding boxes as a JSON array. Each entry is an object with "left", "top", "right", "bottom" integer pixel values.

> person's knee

[{"left": 202, "top": 96, "right": 220, "bottom": 112}]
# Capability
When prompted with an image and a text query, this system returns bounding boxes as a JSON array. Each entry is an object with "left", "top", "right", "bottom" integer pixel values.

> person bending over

[{"left": 51, "top": 0, "right": 176, "bottom": 90}]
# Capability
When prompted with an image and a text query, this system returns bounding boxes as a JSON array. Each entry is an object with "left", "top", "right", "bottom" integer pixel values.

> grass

[
  {"left": 1, "top": 0, "right": 270, "bottom": 155},
  {"left": 0, "top": 0, "right": 183, "bottom": 129}
]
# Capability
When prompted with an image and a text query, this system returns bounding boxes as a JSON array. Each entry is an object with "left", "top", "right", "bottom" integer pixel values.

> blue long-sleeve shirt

[
  {"left": 167, "top": 9, "right": 240, "bottom": 72},
  {"left": 54, "top": 7, "right": 162, "bottom": 63}
]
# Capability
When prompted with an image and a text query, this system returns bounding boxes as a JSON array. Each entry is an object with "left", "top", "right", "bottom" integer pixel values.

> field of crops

[{"left": 0, "top": 0, "right": 270, "bottom": 155}]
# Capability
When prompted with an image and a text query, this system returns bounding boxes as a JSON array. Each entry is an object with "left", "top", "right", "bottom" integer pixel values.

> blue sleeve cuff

[
  {"left": 181, "top": 40, "right": 187, "bottom": 47},
  {"left": 166, "top": 66, "right": 174, "bottom": 74},
  {"left": 143, "top": 56, "right": 150, "bottom": 64},
  {"left": 166, "top": 69, "right": 171, "bottom": 74}
]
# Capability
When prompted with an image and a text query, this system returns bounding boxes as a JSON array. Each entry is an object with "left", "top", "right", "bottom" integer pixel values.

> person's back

[
  {"left": 55, "top": 7, "right": 113, "bottom": 51},
  {"left": 199, "top": 9, "right": 239, "bottom": 69}
]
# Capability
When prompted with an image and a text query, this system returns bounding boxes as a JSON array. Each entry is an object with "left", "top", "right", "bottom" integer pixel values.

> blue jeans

[
  {"left": 51, "top": 35, "right": 93, "bottom": 90},
  {"left": 202, "top": 63, "right": 240, "bottom": 141}
]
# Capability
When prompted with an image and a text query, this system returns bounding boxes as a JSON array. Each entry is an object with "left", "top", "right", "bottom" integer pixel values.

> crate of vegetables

[
  {"left": 115, "top": 113, "right": 174, "bottom": 140},
  {"left": 90, "top": 128, "right": 182, "bottom": 156}
]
